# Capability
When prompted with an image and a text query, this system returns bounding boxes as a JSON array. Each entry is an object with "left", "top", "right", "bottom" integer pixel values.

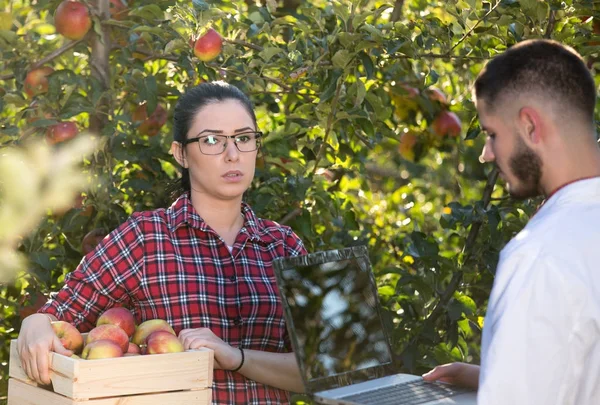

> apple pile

[{"left": 51, "top": 307, "right": 184, "bottom": 360}]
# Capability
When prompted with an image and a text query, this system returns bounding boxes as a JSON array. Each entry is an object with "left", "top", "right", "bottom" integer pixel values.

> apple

[
  {"left": 45, "top": 121, "right": 78, "bottom": 145},
  {"left": 131, "top": 319, "right": 175, "bottom": 346},
  {"left": 132, "top": 103, "right": 168, "bottom": 136},
  {"left": 398, "top": 132, "right": 417, "bottom": 161},
  {"left": 81, "top": 228, "right": 107, "bottom": 255},
  {"left": 24, "top": 67, "right": 54, "bottom": 98},
  {"left": 146, "top": 331, "right": 185, "bottom": 354},
  {"left": 193, "top": 28, "right": 223, "bottom": 62},
  {"left": 432, "top": 111, "right": 461, "bottom": 137},
  {"left": 54, "top": 1, "right": 92, "bottom": 41},
  {"left": 51, "top": 321, "right": 84, "bottom": 354},
  {"left": 127, "top": 342, "right": 141, "bottom": 354},
  {"left": 18, "top": 292, "right": 48, "bottom": 320},
  {"left": 81, "top": 340, "right": 123, "bottom": 360},
  {"left": 399, "top": 83, "right": 419, "bottom": 98},
  {"left": 86, "top": 324, "right": 129, "bottom": 353},
  {"left": 427, "top": 87, "right": 447, "bottom": 104},
  {"left": 97, "top": 307, "right": 136, "bottom": 338},
  {"left": 109, "top": 0, "right": 128, "bottom": 20}
]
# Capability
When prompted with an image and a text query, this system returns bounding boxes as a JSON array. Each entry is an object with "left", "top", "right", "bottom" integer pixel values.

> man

[{"left": 423, "top": 39, "right": 600, "bottom": 404}]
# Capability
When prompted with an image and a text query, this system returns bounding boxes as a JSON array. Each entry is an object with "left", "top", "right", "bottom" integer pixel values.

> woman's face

[{"left": 178, "top": 99, "right": 258, "bottom": 201}]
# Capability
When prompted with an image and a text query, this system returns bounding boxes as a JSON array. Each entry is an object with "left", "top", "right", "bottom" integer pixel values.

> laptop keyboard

[{"left": 338, "top": 379, "right": 472, "bottom": 405}]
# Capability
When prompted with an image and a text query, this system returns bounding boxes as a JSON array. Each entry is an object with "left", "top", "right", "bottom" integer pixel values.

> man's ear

[
  {"left": 170, "top": 141, "right": 188, "bottom": 168},
  {"left": 518, "top": 107, "right": 543, "bottom": 144}
]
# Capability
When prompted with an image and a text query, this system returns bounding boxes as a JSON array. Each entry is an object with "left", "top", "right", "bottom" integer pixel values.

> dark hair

[
  {"left": 474, "top": 39, "right": 596, "bottom": 123},
  {"left": 170, "top": 81, "right": 257, "bottom": 198}
]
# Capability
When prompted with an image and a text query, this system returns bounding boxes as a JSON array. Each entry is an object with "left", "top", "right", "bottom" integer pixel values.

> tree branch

[
  {"left": 224, "top": 38, "right": 264, "bottom": 52},
  {"left": 207, "top": 63, "right": 291, "bottom": 92},
  {"left": 311, "top": 78, "right": 344, "bottom": 177},
  {"left": 449, "top": 0, "right": 503, "bottom": 53},
  {"left": 544, "top": 10, "right": 557, "bottom": 38},
  {"left": 89, "top": 0, "right": 111, "bottom": 133},
  {"left": 279, "top": 207, "right": 303, "bottom": 225},
  {"left": 0, "top": 39, "right": 85, "bottom": 81},
  {"left": 399, "top": 168, "right": 499, "bottom": 361},
  {"left": 391, "top": 0, "right": 405, "bottom": 22}
]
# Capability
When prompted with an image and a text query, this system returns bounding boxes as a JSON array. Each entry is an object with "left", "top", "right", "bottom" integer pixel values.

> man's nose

[{"left": 479, "top": 137, "right": 495, "bottom": 163}]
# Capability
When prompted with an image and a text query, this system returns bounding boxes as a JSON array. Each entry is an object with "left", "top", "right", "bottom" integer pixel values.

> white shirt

[{"left": 479, "top": 177, "right": 600, "bottom": 405}]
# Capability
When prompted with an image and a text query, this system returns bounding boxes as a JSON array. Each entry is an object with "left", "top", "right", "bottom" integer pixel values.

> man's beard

[{"left": 506, "top": 136, "right": 543, "bottom": 200}]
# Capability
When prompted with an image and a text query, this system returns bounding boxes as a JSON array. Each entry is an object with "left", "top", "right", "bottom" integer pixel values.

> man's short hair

[{"left": 474, "top": 40, "right": 596, "bottom": 122}]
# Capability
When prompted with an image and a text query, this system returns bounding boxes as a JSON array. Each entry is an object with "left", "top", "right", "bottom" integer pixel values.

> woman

[{"left": 17, "top": 81, "right": 307, "bottom": 404}]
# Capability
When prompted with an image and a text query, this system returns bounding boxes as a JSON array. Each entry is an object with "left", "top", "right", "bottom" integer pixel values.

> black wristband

[{"left": 231, "top": 347, "right": 244, "bottom": 372}]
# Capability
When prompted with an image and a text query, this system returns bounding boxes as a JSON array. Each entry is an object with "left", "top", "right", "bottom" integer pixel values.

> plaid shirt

[{"left": 41, "top": 193, "right": 307, "bottom": 404}]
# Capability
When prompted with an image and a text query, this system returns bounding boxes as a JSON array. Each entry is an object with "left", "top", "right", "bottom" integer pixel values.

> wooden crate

[{"left": 8, "top": 339, "right": 213, "bottom": 404}]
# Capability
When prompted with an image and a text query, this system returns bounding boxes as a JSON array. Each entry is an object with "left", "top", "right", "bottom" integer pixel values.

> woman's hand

[
  {"left": 16, "top": 314, "right": 73, "bottom": 385},
  {"left": 178, "top": 328, "right": 242, "bottom": 370},
  {"left": 422, "top": 362, "right": 480, "bottom": 390}
]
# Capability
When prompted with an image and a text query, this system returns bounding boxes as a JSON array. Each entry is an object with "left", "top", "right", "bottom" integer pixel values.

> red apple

[
  {"left": 399, "top": 83, "right": 419, "bottom": 98},
  {"left": 24, "top": 67, "right": 54, "bottom": 98},
  {"left": 97, "top": 307, "right": 136, "bottom": 338},
  {"left": 127, "top": 342, "right": 141, "bottom": 354},
  {"left": 81, "top": 228, "right": 107, "bottom": 255},
  {"left": 18, "top": 292, "right": 48, "bottom": 320},
  {"left": 54, "top": 1, "right": 92, "bottom": 41},
  {"left": 432, "top": 111, "right": 461, "bottom": 137},
  {"left": 51, "top": 321, "right": 84, "bottom": 354},
  {"left": 146, "top": 331, "right": 185, "bottom": 354},
  {"left": 45, "top": 121, "right": 78, "bottom": 145},
  {"left": 427, "top": 87, "right": 447, "bottom": 104},
  {"left": 193, "top": 28, "right": 223, "bottom": 62},
  {"left": 86, "top": 324, "right": 129, "bottom": 353},
  {"left": 81, "top": 340, "right": 123, "bottom": 359},
  {"left": 131, "top": 319, "right": 175, "bottom": 346},
  {"left": 132, "top": 103, "right": 168, "bottom": 136},
  {"left": 109, "top": 0, "right": 128, "bottom": 20}
]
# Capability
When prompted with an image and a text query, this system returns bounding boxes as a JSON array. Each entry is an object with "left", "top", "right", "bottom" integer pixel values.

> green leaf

[
  {"left": 192, "top": 0, "right": 210, "bottom": 11},
  {"left": 354, "top": 79, "right": 366, "bottom": 108},
  {"left": 129, "top": 4, "right": 165, "bottom": 21},
  {"left": 358, "top": 51, "right": 374, "bottom": 79},
  {"left": 405, "top": 232, "right": 439, "bottom": 258},
  {"left": 332, "top": 50, "right": 353, "bottom": 69},
  {"left": 259, "top": 46, "right": 283, "bottom": 62},
  {"left": 32, "top": 23, "right": 56, "bottom": 35}
]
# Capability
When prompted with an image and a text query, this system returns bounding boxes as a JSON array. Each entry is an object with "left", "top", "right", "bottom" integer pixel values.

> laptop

[{"left": 273, "top": 245, "right": 477, "bottom": 405}]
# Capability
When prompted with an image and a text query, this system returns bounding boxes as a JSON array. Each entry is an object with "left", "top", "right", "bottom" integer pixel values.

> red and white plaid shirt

[{"left": 40, "top": 193, "right": 307, "bottom": 404}]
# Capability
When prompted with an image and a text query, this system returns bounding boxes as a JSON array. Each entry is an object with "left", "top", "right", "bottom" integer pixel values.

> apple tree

[{"left": 1, "top": 0, "right": 599, "bottom": 402}]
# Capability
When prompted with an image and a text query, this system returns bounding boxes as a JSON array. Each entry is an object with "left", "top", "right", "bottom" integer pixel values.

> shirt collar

[
  {"left": 535, "top": 176, "right": 600, "bottom": 218},
  {"left": 168, "top": 193, "right": 267, "bottom": 243}
]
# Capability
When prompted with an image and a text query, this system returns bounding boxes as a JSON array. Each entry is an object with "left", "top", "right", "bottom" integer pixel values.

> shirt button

[
  {"left": 229, "top": 275, "right": 237, "bottom": 282},
  {"left": 233, "top": 316, "right": 242, "bottom": 325}
]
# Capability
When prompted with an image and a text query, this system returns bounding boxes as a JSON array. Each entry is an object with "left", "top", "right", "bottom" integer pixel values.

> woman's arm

[
  {"left": 236, "top": 349, "right": 303, "bottom": 393},
  {"left": 179, "top": 328, "right": 304, "bottom": 393}
]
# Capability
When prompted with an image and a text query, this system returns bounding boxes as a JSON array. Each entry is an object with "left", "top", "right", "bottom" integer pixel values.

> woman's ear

[{"left": 170, "top": 141, "right": 188, "bottom": 168}]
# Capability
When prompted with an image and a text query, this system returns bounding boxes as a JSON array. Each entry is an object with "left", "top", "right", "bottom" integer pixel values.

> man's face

[{"left": 478, "top": 101, "right": 543, "bottom": 200}]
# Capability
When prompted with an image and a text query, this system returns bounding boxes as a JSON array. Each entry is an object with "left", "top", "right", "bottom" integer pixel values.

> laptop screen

[{"left": 274, "top": 246, "right": 394, "bottom": 387}]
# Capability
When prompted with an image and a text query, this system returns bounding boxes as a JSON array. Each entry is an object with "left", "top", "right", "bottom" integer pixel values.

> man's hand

[{"left": 422, "top": 362, "right": 480, "bottom": 390}]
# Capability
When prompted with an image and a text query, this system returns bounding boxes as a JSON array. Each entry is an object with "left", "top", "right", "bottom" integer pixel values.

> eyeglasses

[{"left": 183, "top": 131, "right": 263, "bottom": 155}]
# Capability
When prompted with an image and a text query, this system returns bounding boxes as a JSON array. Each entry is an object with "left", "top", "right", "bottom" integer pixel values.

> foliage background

[{"left": 1, "top": 0, "right": 599, "bottom": 402}]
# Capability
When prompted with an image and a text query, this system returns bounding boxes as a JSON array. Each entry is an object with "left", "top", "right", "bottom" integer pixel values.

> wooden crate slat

[
  {"left": 68, "top": 349, "right": 213, "bottom": 399},
  {"left": 8, "top": 378, "right": 212, "bottom": 405},
  {"left": 10, "top": 339, "right": 214, "bottom": 400}
]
